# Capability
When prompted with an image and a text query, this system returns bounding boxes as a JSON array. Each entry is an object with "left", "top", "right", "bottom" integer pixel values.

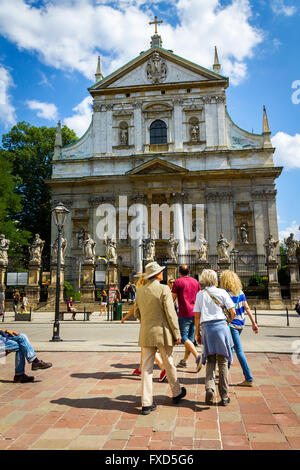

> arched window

[{"left": 150, "top": 120, "right": 167, "bottom": 145}]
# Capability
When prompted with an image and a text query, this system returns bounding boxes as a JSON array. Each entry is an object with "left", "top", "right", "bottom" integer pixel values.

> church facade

[{"left": 49, "top": 31, "right": 282, "bottom": 290}]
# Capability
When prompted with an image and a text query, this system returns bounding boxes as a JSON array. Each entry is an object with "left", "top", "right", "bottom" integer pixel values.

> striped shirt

[{"left": 228, "top": 290, "right": 246, "bottom": 329}]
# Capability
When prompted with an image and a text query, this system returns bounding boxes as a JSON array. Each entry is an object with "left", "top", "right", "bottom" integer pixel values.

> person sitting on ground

[
  {"left": 193, "top": 269, "right": 236, "bottom": 407},
  {"left": 121, "top": 274, "right": 167, "bottom": 383},
  {"left": 220, "top": 270, "right": 259, "bottom": 387},
  {"left": 171, "top": 265, "right": 202, "bottom": 372},
  {"left": 67, "top": 296, "right": 77, "bottom": 320},
  {"left": 0, "top": 327, "right": 52, "bottom": 383}
]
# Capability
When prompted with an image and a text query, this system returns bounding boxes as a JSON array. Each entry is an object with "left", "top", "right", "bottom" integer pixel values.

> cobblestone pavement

[{"left": 0, "top": 351, "right": 300, "bottom": 450}]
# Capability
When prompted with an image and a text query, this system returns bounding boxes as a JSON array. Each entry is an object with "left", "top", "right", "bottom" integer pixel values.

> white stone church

[{"left": 49, "top": 27, "right": 282, "bottom": 289}]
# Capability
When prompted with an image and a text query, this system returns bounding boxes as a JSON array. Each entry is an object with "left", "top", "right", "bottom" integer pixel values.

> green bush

[
  {"left": 248, "top": 274, "right": 263, "bottom": 286},
  {"left": 64, "top": 281, "right": 81, "bottom": 302}
]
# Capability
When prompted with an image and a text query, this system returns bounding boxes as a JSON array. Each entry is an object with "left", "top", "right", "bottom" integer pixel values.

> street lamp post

[
  {"left": 231, "top": 248, "right": 239, "bottom": 274},
  {"left": 50, "top": 202, "right": 70, "bottom": 342}
]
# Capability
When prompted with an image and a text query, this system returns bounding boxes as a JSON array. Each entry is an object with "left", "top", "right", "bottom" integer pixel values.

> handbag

[{"left": 205, "top": 288, "right": 232, "bottom": 324}]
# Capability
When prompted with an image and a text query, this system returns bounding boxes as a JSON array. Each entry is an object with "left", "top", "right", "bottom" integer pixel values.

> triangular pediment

[
  {"left": 127, "top": 158, "right": 188, "bottom": 175},
  {"left": 89, "top": 47, "right": 228, "bottom": 94}
]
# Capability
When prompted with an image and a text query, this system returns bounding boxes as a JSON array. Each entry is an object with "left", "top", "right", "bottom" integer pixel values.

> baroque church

[{"left": 49, "top": 22, "right": 282, "bottom": 291}]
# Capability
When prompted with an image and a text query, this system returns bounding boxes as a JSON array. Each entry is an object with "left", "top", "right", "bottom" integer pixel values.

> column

[
  {"left": 171, "top": 193, "right": 185, "bottom": 256},
  {"left": 266, "top": 259, "right": 282, "bottom": 306},
  {"left": 0, "top": 265, "right": 7, "bottom": 294},
  {"left": 216, "top": 96, "right": 228, "bottom": 149},
  {"left": 26, "top": 263, "right": 41, "bottom": 308},
  {"left": 92, "top": 103, "right": 101, "bottom": 154},
  {"left": 205, "top": 195, "right": 218, "bottom": 255},
  {"left": 100, "top": 105, "right": 107, "bottom": 154},
  {"left": 173, "top": 99, "right": 183, "bottom": 150},
  {"left": 252, "top": 196, "right": 266, "bottom": 256},
  {"left": 48, "top": 263, "right": 65, "bottom": 303},
  {"left": 133, "top": 102, "right": 143, "bottom": 153},
  {"left": 81, "top": 262, "right": 96, "bottom": 302},
  {"left": 106, "top": 104, "right": 113, "bottom": 154},
  {"left": 203, "top": 96, "right": 217, "bottom": 149}
]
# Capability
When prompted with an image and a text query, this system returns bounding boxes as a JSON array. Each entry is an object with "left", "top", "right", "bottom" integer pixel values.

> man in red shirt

[{"left": 172, "top": 265, "right": 202, "bottom": 372}]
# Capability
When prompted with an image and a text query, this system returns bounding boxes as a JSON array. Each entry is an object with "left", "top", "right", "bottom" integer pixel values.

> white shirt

[{"left": 193, "top": 286, "right": 235, "bottom": 324}]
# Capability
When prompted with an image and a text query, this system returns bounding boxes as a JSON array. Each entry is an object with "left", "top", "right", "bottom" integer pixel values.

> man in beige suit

[{"left": 134, "top": 261, "right": 187, "bottom": 415}]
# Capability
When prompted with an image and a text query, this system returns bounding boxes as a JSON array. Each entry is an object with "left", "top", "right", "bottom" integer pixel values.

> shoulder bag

[{"left": 205, "top": 288, "right": 232, "bottom": 324}]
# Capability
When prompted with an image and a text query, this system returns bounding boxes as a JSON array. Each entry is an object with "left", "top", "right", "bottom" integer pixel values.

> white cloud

[
  {"left": 0, "top": 0, "right": 263, "bottom": 86},
  {"left": 26, "top": 99, "right": 58, "bottom": 120},
  {"left": 271, "top": 0, "right": 297, "bottom": 16},
  {"left": 63, "top": 96, "right": 92, "bottom": 137},
  {"left": 279, "top": 220, "right": 300, "bottom": 242},
  {"left": 272, "top": 132, "right": 300, "bottom": 169},
  {"left": 0, "top": 64, "right": 17, "bottom": 128}
]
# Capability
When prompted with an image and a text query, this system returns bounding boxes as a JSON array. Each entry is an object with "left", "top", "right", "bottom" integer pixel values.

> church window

[{"left": 150, "top": 119, "right": 167, "bottom": 144}]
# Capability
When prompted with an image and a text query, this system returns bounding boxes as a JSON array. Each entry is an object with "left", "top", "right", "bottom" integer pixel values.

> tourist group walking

[{"left": 133, "top": 261, "right": 258, "bottom": 414}]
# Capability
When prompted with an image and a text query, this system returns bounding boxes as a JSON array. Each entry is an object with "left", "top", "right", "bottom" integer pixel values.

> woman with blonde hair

[
  {"left": 121, "top": 274, "right": 167, "bottom": 382},
  {"left": 193, "top": 269, "right": 236, "bottom": 406},
  {"left": 220, "top": 270, "right": 259, "bottom": 387}
]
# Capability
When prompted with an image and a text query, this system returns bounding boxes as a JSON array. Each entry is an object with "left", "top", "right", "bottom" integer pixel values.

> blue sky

[{"left": 0, "top": 0, "right": 299, "bottom": 241}]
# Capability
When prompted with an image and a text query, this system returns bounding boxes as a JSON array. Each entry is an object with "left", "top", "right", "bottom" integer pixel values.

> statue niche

[
  {"left": 189, "top": 117, "right": 200, "bottom": 142},
  {"left": 119, "top": 121, "right": 129, "bottom": 146}
]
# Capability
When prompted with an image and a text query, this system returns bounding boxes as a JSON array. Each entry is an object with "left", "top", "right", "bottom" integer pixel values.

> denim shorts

[{"left": 178, "top": 317, "right": 195, "bottom": 344}]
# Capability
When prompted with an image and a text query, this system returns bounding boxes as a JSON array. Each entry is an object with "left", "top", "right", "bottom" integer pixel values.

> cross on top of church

[{"left": 149, "top": 15, "right": 163, "bottom": 34}]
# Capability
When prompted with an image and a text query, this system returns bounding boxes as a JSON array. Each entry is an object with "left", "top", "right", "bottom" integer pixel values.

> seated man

[
  {"left": 0, "top": 328, "right": 52, "bottom": 383},
  {"left": 67, "top": 296, "right": 77, "bottom": 320}
]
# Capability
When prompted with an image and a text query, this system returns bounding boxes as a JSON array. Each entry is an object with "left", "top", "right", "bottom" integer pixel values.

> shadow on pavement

[{"left": 50, "top": 393, "right": 209, "bottom": 414}]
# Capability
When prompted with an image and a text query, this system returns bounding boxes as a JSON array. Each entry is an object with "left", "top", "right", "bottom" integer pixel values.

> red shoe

[
  {"left": 159, "top": 369, "right": 167, "bottom": 382},
  {"left": 132, "top": 368, "right": 141, "bottom": 376}
]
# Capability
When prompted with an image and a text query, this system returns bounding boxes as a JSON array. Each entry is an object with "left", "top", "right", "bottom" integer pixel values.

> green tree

[
  {"left": 0, "top": 122, "right": 77, "bottom": 268},
  {"left": 0, "top": 153, "right": 31, "bottom": 269}
]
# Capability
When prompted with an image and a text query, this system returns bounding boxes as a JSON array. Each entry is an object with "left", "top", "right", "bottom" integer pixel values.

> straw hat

[{"left": 144, "top": 261, "right": 165, "bottom": 279}]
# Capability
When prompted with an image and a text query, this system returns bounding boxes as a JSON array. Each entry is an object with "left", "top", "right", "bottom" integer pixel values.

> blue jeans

[
  {"left": 178, "top": 317, "right": 195, "bottom": 344},
  {"left": 1, "top": 334, "right": 37, "bottom": 375},
  {"left": 230, "top": 327, "right": 253, "bottom": 382}
]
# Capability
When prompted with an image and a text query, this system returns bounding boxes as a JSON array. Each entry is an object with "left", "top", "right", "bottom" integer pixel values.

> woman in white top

[{"left": 194, "top": 269, "right": 236, "bottom": 406}]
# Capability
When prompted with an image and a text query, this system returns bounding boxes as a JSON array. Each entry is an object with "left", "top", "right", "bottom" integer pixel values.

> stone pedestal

[
  {"left": 166, "top": 262, "right": 178, "bottom": 282},
  {"left": 25, "top": 264, "right": 41, "bottom": 307},
  {"left": 0, "top": 265, "right": 7, "bottom": 293},
  {"left": 195, "top": 260, "right": 210, "bottom": 280},
  {"left": 81, "top": 263, "right": 96, "bottom": 302},
  {"left": 48, "top": 264, "right": 65, "bottom": 303},
  {"left": 218, "top": 259, "right": 230, "bottom": 272},
  {"left": 266, "top": 260, "right": 282, "bottom": 306},
  {"left": 106, "top": 263, "right": 118, "bottom": 286},
  {"left": 288, "top": 262, "right": 300, "bottom": 301}
]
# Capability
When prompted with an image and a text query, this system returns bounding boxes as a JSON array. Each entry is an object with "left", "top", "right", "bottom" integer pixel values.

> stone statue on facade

[
  {"left": 29, "top": 234, "right": 45, "bottom": 265},
  {"left": 119, "top": 127, "right": 128, "bottom": 145},
  {"left": 285, "top": 233, "right": 299, "bottom": 262},
  {"left": 190, "top": 124, "right": 199, "bottom": 142},
  {"left": 217, "top": 233, "right": 230, "bottom": 261},
  {"left": 168, "top": 234, "right": 178, "bottom": 262},
  {"left": 104, "top": 235, "right": 117, "bottom": 264},
  {"left": 144, "top": 237, "right": 156, "bottom": 262},
  {"left": 198, "top": 234, "right": 208, "bottom": 262},
  {"left": 83, "top": 233, "right": 96, "bottom": 264},
  {"left": 264, "top": 234, "right": 279, "bottom": 262},
  {"left": 77, "top": 227, "right": 86, "bottom": 249},
  {"left": 52, "top": 236, "right": 67, "bottom": 265},
  {"left": 240, "top": 223, "right": 249, "bottom": 244},
  {"left": 0, "top": 234, "right": 10, "bottom": 266}
]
